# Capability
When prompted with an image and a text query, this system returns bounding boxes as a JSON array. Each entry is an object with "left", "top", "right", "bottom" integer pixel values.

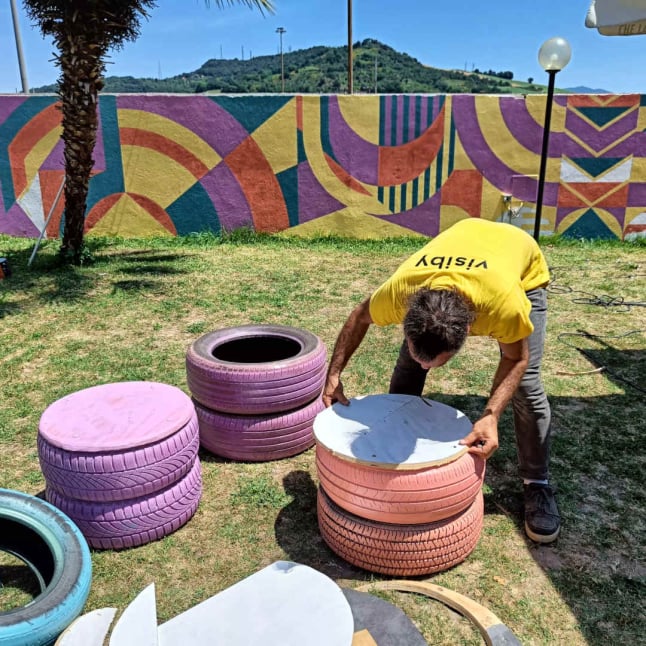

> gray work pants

[{"left": 389, "top": 288, "right": 551, "bottom": 481}]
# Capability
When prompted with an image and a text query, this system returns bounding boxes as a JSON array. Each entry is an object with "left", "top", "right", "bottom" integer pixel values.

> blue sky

[{"left": 1, "top": 0, "right": 645, "bottom": 93}]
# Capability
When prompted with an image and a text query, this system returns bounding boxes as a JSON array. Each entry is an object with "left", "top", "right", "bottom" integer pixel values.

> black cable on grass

[
  {"left": 547, "top": 266, "right": 646, "bottom": 311},
  {"left": 556, "top": 330, "right": 646, "bottom": 394}
]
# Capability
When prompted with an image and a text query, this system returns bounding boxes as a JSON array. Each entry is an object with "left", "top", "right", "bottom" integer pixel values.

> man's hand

[
  {"left": 459, "top": 412, "right": 499, "bottom": 460},
  {"left": 322, "top": 374, "right": 349, "bottom": 407}
]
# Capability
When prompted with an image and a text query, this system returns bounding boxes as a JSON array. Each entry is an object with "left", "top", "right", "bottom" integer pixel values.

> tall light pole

[
  {"left": 276, "top": 27, "right": 286, "bottom": 92},
  {"left": 10, "top": 0, "right": 29, "bottom": 93},
  {"left": 347, "top": 0, "right": 353, "bottom": 94},
  {"left": 533, "top": 36, "right": 572, "bottom": 241}
]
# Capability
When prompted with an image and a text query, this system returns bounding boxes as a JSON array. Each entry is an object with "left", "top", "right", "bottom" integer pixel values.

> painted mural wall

[{"left": 1, "top": 93, "right": 645, "bottom": 241}]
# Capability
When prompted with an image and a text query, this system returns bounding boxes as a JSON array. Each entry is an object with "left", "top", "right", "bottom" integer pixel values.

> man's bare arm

[
  {"left": 460, "top": 339, "right": 529, "bottom": 459},
  {"left": 322, "top": 297, "right": 374, "bottom": 407}
]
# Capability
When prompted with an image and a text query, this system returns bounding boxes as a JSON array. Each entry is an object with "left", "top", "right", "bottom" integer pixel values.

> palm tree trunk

[{"left": 58, "top": 35, "right": 103, "bottom": 263}]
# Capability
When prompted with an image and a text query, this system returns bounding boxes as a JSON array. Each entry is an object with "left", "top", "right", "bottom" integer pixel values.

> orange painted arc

[
  {"left": 318, "top": 487, "right": 484, "bottom": 577},
  {"left": 316, "top": 445, "right": 484, "bottom": 524},
  {"left": 377, "top": 104, "right": 445, "bottom": 186},
  {"left": 225, "top": 137, "right": 289, "bottom": 232}
]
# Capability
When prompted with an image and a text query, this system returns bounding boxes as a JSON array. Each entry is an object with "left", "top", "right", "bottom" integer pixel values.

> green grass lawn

[{"left": 0, "top": 231, "right": 644, "bottom": 645}]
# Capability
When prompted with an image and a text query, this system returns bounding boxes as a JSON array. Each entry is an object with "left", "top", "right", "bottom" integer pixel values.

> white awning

[{"left": 586, "top": 0, "right": 646, "bottom": 35}]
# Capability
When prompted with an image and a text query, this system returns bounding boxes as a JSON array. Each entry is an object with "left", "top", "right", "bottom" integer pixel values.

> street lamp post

[
  {"left": 533, "top": 37, "right": 572, "bottom": 241},
  {"left": 276, "top": 27, "right": 286, "bottom": 92}
]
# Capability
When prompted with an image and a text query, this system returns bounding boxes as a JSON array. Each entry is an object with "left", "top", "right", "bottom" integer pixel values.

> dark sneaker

[{"left": 523, "top": 483, "right": 560, "bottom": 544}]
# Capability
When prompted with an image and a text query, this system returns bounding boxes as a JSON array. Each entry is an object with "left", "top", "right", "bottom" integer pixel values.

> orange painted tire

[
  {"left": 316, "top": 444, "right": 485, "bottom": 524},
  {"left": 317, "top": 486, "right": 483, "bottom": 577}
]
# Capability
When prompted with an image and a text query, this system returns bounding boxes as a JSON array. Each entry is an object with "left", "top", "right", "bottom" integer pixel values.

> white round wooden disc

[{"left": 313, "top": 394, "right": 472, "bottom": 470}]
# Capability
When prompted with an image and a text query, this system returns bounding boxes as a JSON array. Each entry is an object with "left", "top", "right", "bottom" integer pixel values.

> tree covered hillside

[{"left": 32, "top": 39, "right": 545, "bottom": 95}]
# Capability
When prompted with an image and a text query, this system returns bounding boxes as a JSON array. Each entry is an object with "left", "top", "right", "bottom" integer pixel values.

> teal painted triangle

[
  {"left": 87, "top": 96, "right": 125, "bottom": 208},
  {"left": 320, "top": 96, "right": 335, "bottom": 160},
  {"left": 211, "top": 96, "right": 292, "bottom": 135},
  {"left": 277, "top": 166, "right": 299, "bottom": 227},
  {"left": 297, "top": 129, "right": 306, "bottom": 164},
  {"left": 569, "top": 157, "right": 623, "bottom": 178},
  {"left": 562, "top": 209, "right": 617, "bottom": 240},
  {"left": 166, "top": 180, "right": 220, "bottom": 235},
  {"left": 577, "top": 107, "right": 629, "bottom": 128}
]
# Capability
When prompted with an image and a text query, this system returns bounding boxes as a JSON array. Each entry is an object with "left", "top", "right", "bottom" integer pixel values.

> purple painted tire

[
  {"left": 46, "top": 458, "right": 202, "bottom": 550},
  {"left": 186, "top": 325, "right": 327, "bottom": 415},
  {"left": 195, "top": 396, "right": 323, "bottom": 461},
  {"left": 38, "top": 414, "right": 199, "bottom": 502}
]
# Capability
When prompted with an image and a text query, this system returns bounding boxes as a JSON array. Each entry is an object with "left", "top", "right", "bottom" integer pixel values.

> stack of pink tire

[
  {"left": 314, "top": 396, "right": 486, "bottom": 577},
  {"left": 37, "top": 381, "right": 202, "bottom": 550},
  {"left": 186, "top": 324, "right": 327, "bottom": 462}
]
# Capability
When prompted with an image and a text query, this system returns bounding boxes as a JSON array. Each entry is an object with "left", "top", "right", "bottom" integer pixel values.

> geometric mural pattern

[{"left": 1, "top": 93, "right": 646, "bottom": 241}]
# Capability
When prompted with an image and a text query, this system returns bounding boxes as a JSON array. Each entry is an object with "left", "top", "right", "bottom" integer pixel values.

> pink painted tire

[
  {"left": 38, "top": 415, "right": 199, "bottom": 502},
  {"left": 46, "top": 458, "right": 202, "bottom": 550},
  {"left": 186, "top": 325, "right": 327, "bottom": 415},
  {"left": 318, "top": 486, "right": 484, "bottom": 577},
  {"left": 316, "top": 444, "right": 485, "bottom": 524},
  {"left": 195, "top": 396, "right": 323, "bottom": 462}
]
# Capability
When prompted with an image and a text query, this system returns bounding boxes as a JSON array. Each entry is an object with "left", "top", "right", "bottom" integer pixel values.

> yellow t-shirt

[{"left": 369, "top": 219, "right": 550, "bottom": 343}]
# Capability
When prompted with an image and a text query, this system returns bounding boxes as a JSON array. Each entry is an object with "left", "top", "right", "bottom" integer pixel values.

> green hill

[{"left": 32, "top": 39, "right": 552, "bottom": 94}]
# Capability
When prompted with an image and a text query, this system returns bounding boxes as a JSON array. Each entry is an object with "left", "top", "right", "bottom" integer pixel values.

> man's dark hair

[{"left": 403, "top": 288, "right": 475, "bottom": 362}]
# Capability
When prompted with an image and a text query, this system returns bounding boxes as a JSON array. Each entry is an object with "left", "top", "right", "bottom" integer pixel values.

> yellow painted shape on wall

[
  {"left": 118, "top": 109, "right": 221, "bottom": 169},
  {"left": 478, "top": 97, "right": 545, "bottom": 173},
  {"left": 122, "top": 145, "right": 204, "bottom": 208},
  {"left": 638, "top": 104, "right": 646, "bottom": 132},
  {"left": 251, "top": 99, "right": 297, "bottom": 174},
  {"left": 629, "top": 155, "right": 646, "bottom": 178},
  {"left": 481, "top": 177, "right": 508, "bottom": 220},
  {"left": 524, "top": 95, "right": 568, "bottom": 133},
  {"left": 439, "top": 206, "right": 472, "bottom": 232},
  {"left": 22, "top": 127, "right": 62, "bottom": 198},
  {"left": 301, "top": 96, "right": 389, "bottom": 215},
  {"left": 337, "top": 95, "right": 381, "bottom": 144},
  {"left": 87, "top": 194, "right": 173, "bottom": 238},
  {"left": 280, "top": 207, "right": 422, "bottom": 239}
]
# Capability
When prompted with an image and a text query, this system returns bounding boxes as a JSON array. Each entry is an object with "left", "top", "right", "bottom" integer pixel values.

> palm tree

[{"left": 23, "top": 0, "right": 273, "bottom": 264}]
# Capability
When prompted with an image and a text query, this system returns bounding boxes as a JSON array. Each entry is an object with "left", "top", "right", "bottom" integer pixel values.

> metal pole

[
  {"left": 374, "top": 53, "right": 377, "bottom": 93},
  {"left": 533, "top": 69, "right": 557, "bottom": 242},
  {"left": 10, "top": 0, "right": 29, "bottom": 93},
  {"left": 276, "top": 27, "right": 286, "bottom": 92},
  {"left": 347, "top": 0, "right": 353, "bottom": 94}
]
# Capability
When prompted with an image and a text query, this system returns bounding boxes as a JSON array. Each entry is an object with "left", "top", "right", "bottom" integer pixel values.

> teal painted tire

[{"left": 0, "top": 489, "right": 92, "bottom": 646}]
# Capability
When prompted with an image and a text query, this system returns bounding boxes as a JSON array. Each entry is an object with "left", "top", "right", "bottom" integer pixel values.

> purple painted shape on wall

[
  {"left": 452, "top": 95, "right": 525, "bottom": 194},
  {"left": 117, "top": 96, "right": 248, "bottom": 158},
  {"left": 326, "top": 97, "right": 379, "bottom": 185},
  {"left": 628, "top": 183, "right": 646, "bottom": 206},
  {"left": 0, "top": 197, "right": 40, "bottom": 237},
  {"left": 603, "top": 131, "right": 646, "bottom": 157},
  {"left": 395, "top": 95, "right": 404, "bottom": 146},
  {"left": 200, "top": 163, "right": 253, "bottom": 230},
  {"left": 500, "top": 98, "right": 554, "bottom": 155},
  {"left": 0, "top": 96, "right": 27, "bottom": 126},
  {"left": 372, "top": 192, "right": 441, "bottom": 237},
  {"left": 420, "top": 98, "right": 428, "bottom": 134},
  {"left": 297, "top": 161, "right": 345, "bottom": 223},
  {"left": 42, "top": 139, "right": 65, "bottom": 171},
  {"left": 565, "top": 111, "right": 638, "bottom": 152}
]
